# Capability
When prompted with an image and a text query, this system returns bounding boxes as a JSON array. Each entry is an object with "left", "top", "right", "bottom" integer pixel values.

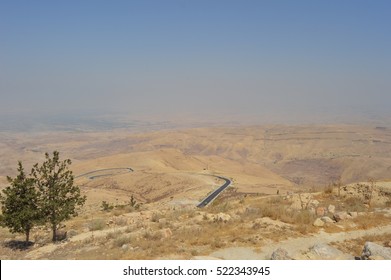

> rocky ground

[{"left": 1, "top": 182, "right": 390, "bottom": 260}]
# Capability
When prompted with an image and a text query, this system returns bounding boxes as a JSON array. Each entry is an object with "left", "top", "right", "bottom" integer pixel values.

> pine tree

[
  {"left": 0, "top": 162, "right": 40, "bottom": 243},
  {"left": 31, "top": 151, "right": 86, "bottom": 242}
]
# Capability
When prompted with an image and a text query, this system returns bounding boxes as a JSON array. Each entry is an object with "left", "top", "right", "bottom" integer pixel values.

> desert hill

[{"left": 1, "top": 124, "right": 390, "bottom": 190}]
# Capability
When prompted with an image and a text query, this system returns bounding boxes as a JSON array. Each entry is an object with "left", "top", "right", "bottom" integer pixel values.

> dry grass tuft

[
  {"left": 88, "top": 219, "right": 106, "bottom": 231},
  {"left": 113, "top": 235, "right": 132, "bottom": 247},
  {"left": 354, "top": 213, "right": 391, "bottom": 230}
]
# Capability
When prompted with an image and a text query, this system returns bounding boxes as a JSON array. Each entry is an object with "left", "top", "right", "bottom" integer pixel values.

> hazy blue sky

[{"left": 1, "top": 0, "right": 390, "bottom": 123}]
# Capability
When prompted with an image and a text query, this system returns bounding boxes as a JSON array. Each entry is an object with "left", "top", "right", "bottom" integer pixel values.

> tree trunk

[
  {"left": 25, "top": 228, "right": 30, "bottom": 243},
  {"left": 52, "top": 224, "right": 57, "bottom": 242}
]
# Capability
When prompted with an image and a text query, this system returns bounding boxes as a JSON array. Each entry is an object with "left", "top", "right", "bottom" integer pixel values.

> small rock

[
  {"left": 348, "top": 212, "right": 358, "bottom": 218},
  {"left": 313, "top": 218, "right": 325, "bottom": 227},
  {"left": 334, "top": 211, "right": 349, "bottom": 222},
  {"left": 328, "top": 204, "right": 336, "bottom": 214},
  {"left": 316, "top": 207, "right": 327, "bottom": 217},
  {"left": 214, "top": 213, "right": 231, "bottom": 223},
  {"left": 121, "top": 244, "right": 129, "bottom": 251},
  {"left": 321, "top": 216, "right": 335, "bottom": 224},
  {"left": 361, "top": 242, "right": 391, "bottom": 260},
  {"left": 271, "top": 248, "right": 292, "bottom": 260},
  {"left": 309, "top": 200, "right": 320, "bottom": 209}
]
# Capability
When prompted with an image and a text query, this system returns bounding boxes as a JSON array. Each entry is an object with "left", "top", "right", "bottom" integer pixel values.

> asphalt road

[{"left": 197, "top": 175, "right": 232, "bottom": 208}]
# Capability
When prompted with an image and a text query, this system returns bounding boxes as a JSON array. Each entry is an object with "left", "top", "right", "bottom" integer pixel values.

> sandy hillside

[{"left": 1, "top": 124, "right": 390, "bottom": 190}]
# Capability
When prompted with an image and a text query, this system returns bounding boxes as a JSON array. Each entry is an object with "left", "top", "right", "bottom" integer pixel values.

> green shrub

[{"left": 101, "top": 201, "right": 114, "bottom": 212}]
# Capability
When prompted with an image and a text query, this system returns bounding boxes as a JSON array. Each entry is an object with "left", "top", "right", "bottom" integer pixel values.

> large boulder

[
  {"left": 361, "top": 242, "right": 391, "bottom": 260},
  {"left": 307, "top": 244, "right": 353, "bottom": 260}
]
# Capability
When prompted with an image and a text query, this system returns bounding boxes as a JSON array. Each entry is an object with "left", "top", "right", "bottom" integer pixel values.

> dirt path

[{"left": 210, "top": 224, "right": 391, "bottom": 260}]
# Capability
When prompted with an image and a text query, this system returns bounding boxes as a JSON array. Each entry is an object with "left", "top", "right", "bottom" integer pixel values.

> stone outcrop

[
  {"left": 339, "top": 183, "right": 391, "bottom": 206},
  {"left": 306, "top": 243, "right": 353, "bottom": 260},
  {"left": 288, "top": 193, "right": 319, "bottom": 210},
  {"left": 361, "top": 242, "right": 391, "bottom": 260}
]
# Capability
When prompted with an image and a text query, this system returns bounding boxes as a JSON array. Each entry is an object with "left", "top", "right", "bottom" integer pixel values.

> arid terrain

[{"left": 1, "top": 124, "right": 391, "bottom": 259}]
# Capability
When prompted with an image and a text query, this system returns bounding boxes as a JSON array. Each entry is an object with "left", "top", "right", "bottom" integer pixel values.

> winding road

[
  {"left": 75, "top": 167, "right": 133, "bottom": 179},
  {"left": 76, "top": 167, "right": 230, "bottom": 208}
]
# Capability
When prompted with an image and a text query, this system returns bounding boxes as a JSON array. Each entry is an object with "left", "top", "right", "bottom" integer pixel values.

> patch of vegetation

[
  {"left": 245, "top": 196, "right": 317, "bottom": 234},
  {"left": 88, "top": 219, "right": 106, "bottom": 231},
  {"left": 129, "top": 195, "right": 140, "bottom": 210},
  {"left": 343, "top": 197, "right": 367, "bottom": 212},
  {"left": 143, "top": 231, "right": 162, "bottom": 241},
  {"left": 323, "top": 184, "right": 334, "bottom": 194},
  {"left": 101, "top": 201, "right": 114, "bottom": 212},
  {"left": 113, "top": 235, "right": 132, "bottom": 247},
  {"left": 354, "top": 213, "right": 391, "bottom": 230}
]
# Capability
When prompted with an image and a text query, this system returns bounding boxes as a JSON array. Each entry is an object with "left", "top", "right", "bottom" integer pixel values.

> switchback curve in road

[{"left": 197, "top": 175, "right": 232, "bottom": 208}]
